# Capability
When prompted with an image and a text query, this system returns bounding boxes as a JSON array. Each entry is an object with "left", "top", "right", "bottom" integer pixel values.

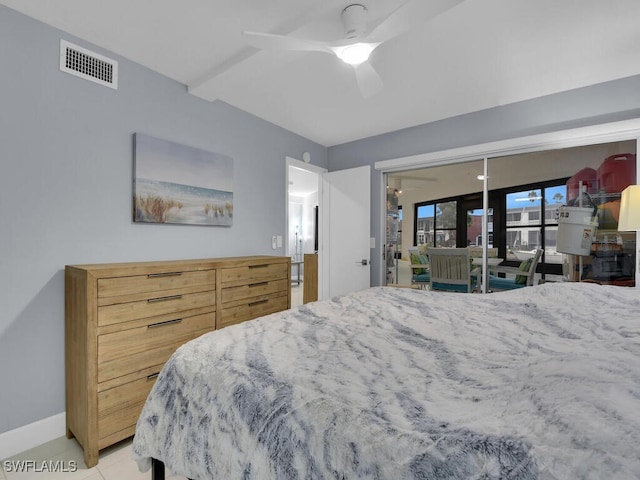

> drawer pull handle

[
  {"left": 147, "top": 272, "right": 183, "bottom": 278},
  {"left": 249, "top": 299, "right": 269, "bottom": 307},
  {"left": 147, "top": 294, "right": 182, "bottom": 303},
  {"left": 148, "top": 318, "right": 182, "bottom": 329},
  {"left": 249, "top": 281, "right": 268, "bottom": 288},
  {"left": 249, "top": 264, "right": 269, "bottom": 269},
  {"left": 147, "top": 372, "right": 160, "bottom": 380}
]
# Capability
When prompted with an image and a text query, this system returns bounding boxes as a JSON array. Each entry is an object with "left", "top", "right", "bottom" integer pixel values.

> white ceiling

[{"left": 3, "top": 0, "right": 640, "bottom": 146}]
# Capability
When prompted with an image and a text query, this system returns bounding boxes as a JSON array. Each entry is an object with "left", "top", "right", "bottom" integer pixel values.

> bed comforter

[{"left": 132, "top": 283, "right": 640, "bottom": 479}]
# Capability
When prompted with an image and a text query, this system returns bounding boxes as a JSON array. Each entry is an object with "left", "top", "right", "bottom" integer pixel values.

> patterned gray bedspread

[{"left": 132, "top": 283, "right": 640, "bottom": 479}]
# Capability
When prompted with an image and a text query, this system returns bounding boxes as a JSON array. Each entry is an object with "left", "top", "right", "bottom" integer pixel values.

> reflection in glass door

[
  {"left": 505, "top": 185, "right": 566, "bottom": 265},
  {"left": 467, "top": 208, "right": 494, "bottom": 247},
  {"left": 415, "top": 200, "right": 457, "bottom": 247},
  {"left": 385, "top": 188, "right": 400, "bottom": 284}
]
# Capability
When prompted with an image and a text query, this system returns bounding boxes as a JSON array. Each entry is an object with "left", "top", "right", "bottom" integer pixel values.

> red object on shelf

[
  {"left": 597, "top": 153, "right": 636, "bottom": 194},
  {"left": 566, "top": 167, "right": 597, "bottom": 202}
]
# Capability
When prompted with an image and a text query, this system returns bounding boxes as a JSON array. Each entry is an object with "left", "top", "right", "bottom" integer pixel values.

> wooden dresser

[{"left": 65, "top": 256, "right": 290, "bottom": 467}]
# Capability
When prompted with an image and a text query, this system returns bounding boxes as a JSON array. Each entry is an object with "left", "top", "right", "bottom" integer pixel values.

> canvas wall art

[{"left": 133, "top": 133, "right": 233, "bottom": 226}]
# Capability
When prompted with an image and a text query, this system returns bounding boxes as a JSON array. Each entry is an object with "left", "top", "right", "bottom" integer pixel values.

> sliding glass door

[{"left": 387, "top": 138, "right": 637, "bottom": 288}]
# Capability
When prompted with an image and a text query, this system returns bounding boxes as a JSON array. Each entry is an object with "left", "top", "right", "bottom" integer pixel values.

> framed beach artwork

[{"left": 133, "top": 133, "right": 233, "bottom": 226}]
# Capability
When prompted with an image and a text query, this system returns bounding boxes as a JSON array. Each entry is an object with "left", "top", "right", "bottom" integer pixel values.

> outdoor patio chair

[
  {"left": 489, "top": 248, "right": 542, "bottom": 291},
  {"left": 427, "top": 248, "right": 474, "bottom": 293},
  {"left": 408, "top": 247, "right": 430, "bottom": 288}
]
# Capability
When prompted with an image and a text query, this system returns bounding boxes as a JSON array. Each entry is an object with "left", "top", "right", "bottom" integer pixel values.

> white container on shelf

[{"left": 557, "top": 205, "right": 599, "bottom": 256}]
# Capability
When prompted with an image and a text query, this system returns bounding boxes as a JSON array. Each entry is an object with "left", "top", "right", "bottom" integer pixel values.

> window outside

[
  {"left": 505, "top": 185, "right": 566, "bottom": 263},
  {"left": 416, "top": 201, "right": 457, "bottom": 247}
]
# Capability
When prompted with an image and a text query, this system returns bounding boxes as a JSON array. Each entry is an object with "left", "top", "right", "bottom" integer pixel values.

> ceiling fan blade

[
  {"left": 366, "top": 0, "right": 464, "bottom": 44},
  {"left": 242, "top": 31, "right": 334, "bottom": 55},
  {"left": 354, "top": 61, "right": 383, "bottom": 98}
]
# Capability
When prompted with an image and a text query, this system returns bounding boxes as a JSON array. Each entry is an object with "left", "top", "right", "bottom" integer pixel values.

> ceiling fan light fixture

[{"left": 335, "top": 42, "right": 376, "bottom": 65}]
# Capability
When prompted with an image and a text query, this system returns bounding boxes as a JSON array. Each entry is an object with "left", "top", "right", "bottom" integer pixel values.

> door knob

[{"left": 356, "top": 259, "right": 368, "bottom": 266}]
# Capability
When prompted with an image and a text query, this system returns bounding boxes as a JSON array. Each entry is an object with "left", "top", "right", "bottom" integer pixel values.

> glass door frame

[{"left": 376, "top": 118, "right": 640, "bottom": 290}]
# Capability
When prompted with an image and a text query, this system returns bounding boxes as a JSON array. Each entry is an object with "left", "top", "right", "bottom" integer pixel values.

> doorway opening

[{"left": 286, "top": 157, "right": 325, "bottom": 305}]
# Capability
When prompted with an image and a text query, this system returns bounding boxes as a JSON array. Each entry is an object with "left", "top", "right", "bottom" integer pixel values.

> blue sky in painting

[{"left": 134, "top": 133, "right": 233, "bottom": 192}]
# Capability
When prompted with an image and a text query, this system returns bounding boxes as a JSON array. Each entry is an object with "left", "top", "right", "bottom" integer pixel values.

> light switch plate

[{"left": 272, "top": 235, "right": 277, "bottom": 249}]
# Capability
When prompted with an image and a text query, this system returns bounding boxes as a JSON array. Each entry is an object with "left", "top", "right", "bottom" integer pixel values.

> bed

[{"left": 132, "top": 283, "right": 640, "bottom": 479}]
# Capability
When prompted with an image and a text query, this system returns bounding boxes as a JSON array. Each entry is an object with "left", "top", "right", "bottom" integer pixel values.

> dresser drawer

[
  {"left": 98, "top": 373, "right": 158, "bottom": 444},
  {"left": 98, "top": 269, "right": 215, "bottom": 298},
  {"left": 220, "top": 263, "right": 288, "bottom": 287},
  {"left": 219, "top": 293, "right": 288, "bottom": 329},
  {"left": 221, "top": 278, "right": 289, "bottom": 304},
  {"left": 98, "top": 290, "right": 215, "bottom": 326},
  {"left": 98, "top": 313, "right": 213, "bottom": 383}
]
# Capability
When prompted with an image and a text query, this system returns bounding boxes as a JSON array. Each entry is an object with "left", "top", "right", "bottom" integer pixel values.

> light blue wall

[
  {"left": 328, "top": 75, "right": 640, "bottom": 285},
  {"left": 0, "top": 6, "right": 327, "bottom": 435}
]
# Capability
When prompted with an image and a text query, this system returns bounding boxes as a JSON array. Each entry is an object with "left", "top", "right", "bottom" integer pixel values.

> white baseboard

[{"left": 0, "top": 413, "right": 66, "bottom": 460}]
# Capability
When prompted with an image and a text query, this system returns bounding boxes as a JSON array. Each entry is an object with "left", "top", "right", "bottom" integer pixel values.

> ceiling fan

[{"left": 242, "top": 0, "right": 462, "bottom": 98}]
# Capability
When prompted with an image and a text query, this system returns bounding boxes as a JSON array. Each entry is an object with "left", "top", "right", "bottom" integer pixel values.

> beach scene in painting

[{"left": 133, "top": 134, "right": 233, "bottom": 226}]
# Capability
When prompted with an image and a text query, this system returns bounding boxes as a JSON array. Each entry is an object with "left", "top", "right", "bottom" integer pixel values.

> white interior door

[{"left": 321, "top": 165, "right": 371, "bottom": 298}]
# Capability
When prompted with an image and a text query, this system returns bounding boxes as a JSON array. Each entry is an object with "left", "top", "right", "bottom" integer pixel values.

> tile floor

[
  {"left": 1, "top": 283, "right": 305, "bottom": 480},
  {"left": 1, "top": 436, "right": 186, "bottom": 480},
  {"left": 291, "top": 282, "right": 303, "bottom": 307}
]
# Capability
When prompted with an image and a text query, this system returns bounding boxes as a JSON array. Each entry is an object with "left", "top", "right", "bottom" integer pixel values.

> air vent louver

[{"left": 59, "top": 39, "right": 118, "bottom": 89}]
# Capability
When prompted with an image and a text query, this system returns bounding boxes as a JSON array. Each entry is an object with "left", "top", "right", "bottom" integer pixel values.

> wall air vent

[{"left": 59, "top": 39, "right": 118, "bottom": 89}]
